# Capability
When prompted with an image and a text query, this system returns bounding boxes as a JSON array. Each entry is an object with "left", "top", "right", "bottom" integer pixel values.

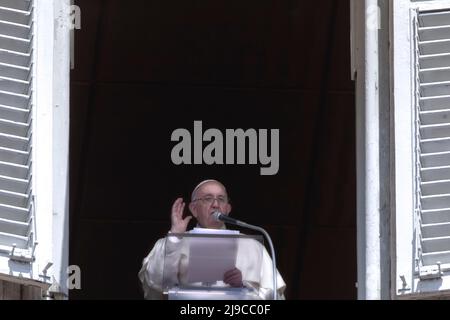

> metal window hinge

[
  {"left": 398, "top": 275, "right": 411, "bottom": 294},
  {"left": 39, "top": 262, "right": 53, "bottom": 282},
  {"left": 9, "top": 243, "right": 37, "bottom": 263},
  {"left": 419, "top": 262, "right": 443, "bottom": 280},
  {"left": 42, "top": 276, "right": 68, "bottom": 300}
]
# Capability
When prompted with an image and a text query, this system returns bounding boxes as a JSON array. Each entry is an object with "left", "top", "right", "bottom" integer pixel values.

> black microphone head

[{"left": 212, "top": 211, "right": 222, "bottom": 222}]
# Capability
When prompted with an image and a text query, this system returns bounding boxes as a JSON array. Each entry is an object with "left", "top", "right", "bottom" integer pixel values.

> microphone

[
  {"left": 212, "top": 211, "right": 279, "bottom": 300},
  {"left": 212, "top": 212, "right": 249, "bottom": 227}
]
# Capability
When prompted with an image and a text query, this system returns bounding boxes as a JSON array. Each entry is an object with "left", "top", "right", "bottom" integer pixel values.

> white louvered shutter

[
  {"left": 0, "top": 0, "right": 34, "bottom": 251},
  {"left": 415, "top": 8, "right": 450, "bottom": 277}
]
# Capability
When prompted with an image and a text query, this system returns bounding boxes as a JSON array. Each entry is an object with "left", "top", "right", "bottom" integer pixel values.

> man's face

[{"left": 189, "top": 182, "right": 232, "bottom": 229}]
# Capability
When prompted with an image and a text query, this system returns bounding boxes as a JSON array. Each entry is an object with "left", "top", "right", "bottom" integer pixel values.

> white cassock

[{"left": 138, "top": 230, "right": 286, "bottom": 300}]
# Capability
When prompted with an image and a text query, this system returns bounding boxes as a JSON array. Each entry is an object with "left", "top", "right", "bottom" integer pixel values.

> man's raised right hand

[{"left": 170, "top": 198, "right": 192, "bottom": 233}]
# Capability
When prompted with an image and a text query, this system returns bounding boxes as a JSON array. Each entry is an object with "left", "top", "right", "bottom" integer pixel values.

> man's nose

[{"left": 211, "top": 198, "right": 220, "bottom": 208}]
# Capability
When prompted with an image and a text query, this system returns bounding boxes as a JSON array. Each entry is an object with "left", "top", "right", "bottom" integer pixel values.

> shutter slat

[
  {"left": 419, "top": 27, "right": 450, "bottom": 42},
  {"left": 0, "top": 133, "right": 28, "bottom": 151},
  {"left": 422, "top": 251, "right": 450, "bottom": 265},
  {"left": 0, "top": 232, "right": 27, "bottom": 248},
  {"left": 0, "top": 203, "right": 28, "bottom": 222},
  {"left": 421, "top": 123, "right": 450, "bottom": 139},
  {"left": 0, "top": 119, "right": 28, "bottom": 137},
  {"left": 0, "top": 161, "right": 28, "bottom": 179},
  {"left": 422, "top": 209, "right": 450, "bottom": 224},
  {"left": 419, "top": 11, "right": 450, "bottom": 27},
  {"left": 421, "top": 151, "right": 450, "bottom": 167},
  {"left": 0, "top": 189, "right": 28, "bottom": 208},
  {"left": 0, "top": 7, "right": 30, "bottom": 25},
  {"left": 422, "top": 223, "right": 450, "bottom": 240},
  {"left": 0, "top": 90, "right": 29, "bottom": 109},
  {"left": 422, "top": 166, "right": 450, "bottom": 182},
  {"left": 421, "top": 137, "right": 450, "bottom": 153},
  {"left": 420, "top": 53, "right": 450, "bottom": 69},
  {"left": 0, "top": 0, "right": 31, "bottom": 12},
  {"left": 422, "top": 194, "right": 450, "bottom": 210},
  {"left": 0, "top": 175, "right": 28, "bottom": 194},
  {"left": 421, "top": 95, "right": 450, "bottom": 111},
  {"left": 421, "top": 81, "right": 450, "bottom": 97},
  {"left": 0, "top": 35, "right": 31, "bottom": 54},
  {"left": 0, "top": 21, "right": 31, "bottom": 40},
  {"left": 420, "top": 67, "right": 450, "bottom": 83},
  {"left": 420, "top": 109, "right": 450, "bottom": 125},
  {"left": 0, "top": 217, "right": 28, "bottom": 236},
  {"left": 0, "top": 50, "right": 30, "bottom": 68},
  {"left": 0, "top": 78, "right": 29, "bottom": 95},
  {"left": 0, "top": 104, "right": 29, "bottom": 123},
  {"left": 422, "top": 180, "right": 450, "bottom": 196},
  {"left": 423, "top": 237, "right": 450, "bottom": 253},
  {"left": 420, "top": 39, "right": 450, "bottom": 55},
  {"left": 0, "top": 147, "right": 29, "bottom": 165},
  {"left": 0, "top": 63, "right": 30, "bottom": 81}
]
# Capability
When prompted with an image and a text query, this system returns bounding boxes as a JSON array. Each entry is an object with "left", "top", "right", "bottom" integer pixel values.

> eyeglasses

[{"left": 192, "top": 196, "right": 229, "bottom": 205}]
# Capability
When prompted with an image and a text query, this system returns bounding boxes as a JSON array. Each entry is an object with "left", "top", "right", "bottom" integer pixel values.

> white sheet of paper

[{"left": 186, "top": 228, "right": 240, "bottom": 284}]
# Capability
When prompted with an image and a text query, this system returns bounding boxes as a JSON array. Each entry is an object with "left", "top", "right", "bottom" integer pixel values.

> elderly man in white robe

[{"left": 138, "top": 179, "right": 286, "bottom": 300}]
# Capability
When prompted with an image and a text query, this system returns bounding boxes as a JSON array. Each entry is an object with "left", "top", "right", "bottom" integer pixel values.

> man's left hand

[{"left": 223, "top": 268, "right": 243, "bottom": 287}]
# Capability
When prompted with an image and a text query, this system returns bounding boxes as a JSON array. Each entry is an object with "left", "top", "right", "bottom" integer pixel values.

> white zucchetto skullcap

[{"left": 191, "top": 179, "right": 224, "bottom": 201}]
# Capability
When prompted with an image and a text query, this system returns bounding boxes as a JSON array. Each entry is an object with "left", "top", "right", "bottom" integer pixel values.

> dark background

[{"left": 69, "top": 0, "right": 356, "bottom": 299}]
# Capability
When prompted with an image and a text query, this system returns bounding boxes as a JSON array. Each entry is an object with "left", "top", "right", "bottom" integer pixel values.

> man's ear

[
  {"left": 224, "top": 203, "right": 232, "bottom": 215},
  {"left": 189, "top": 202, "right": 198, "bottom": 218}
]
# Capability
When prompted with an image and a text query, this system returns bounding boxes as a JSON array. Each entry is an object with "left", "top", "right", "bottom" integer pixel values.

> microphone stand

[{"left": 222, "top": 218, "right": 278, "bottom": 301}]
